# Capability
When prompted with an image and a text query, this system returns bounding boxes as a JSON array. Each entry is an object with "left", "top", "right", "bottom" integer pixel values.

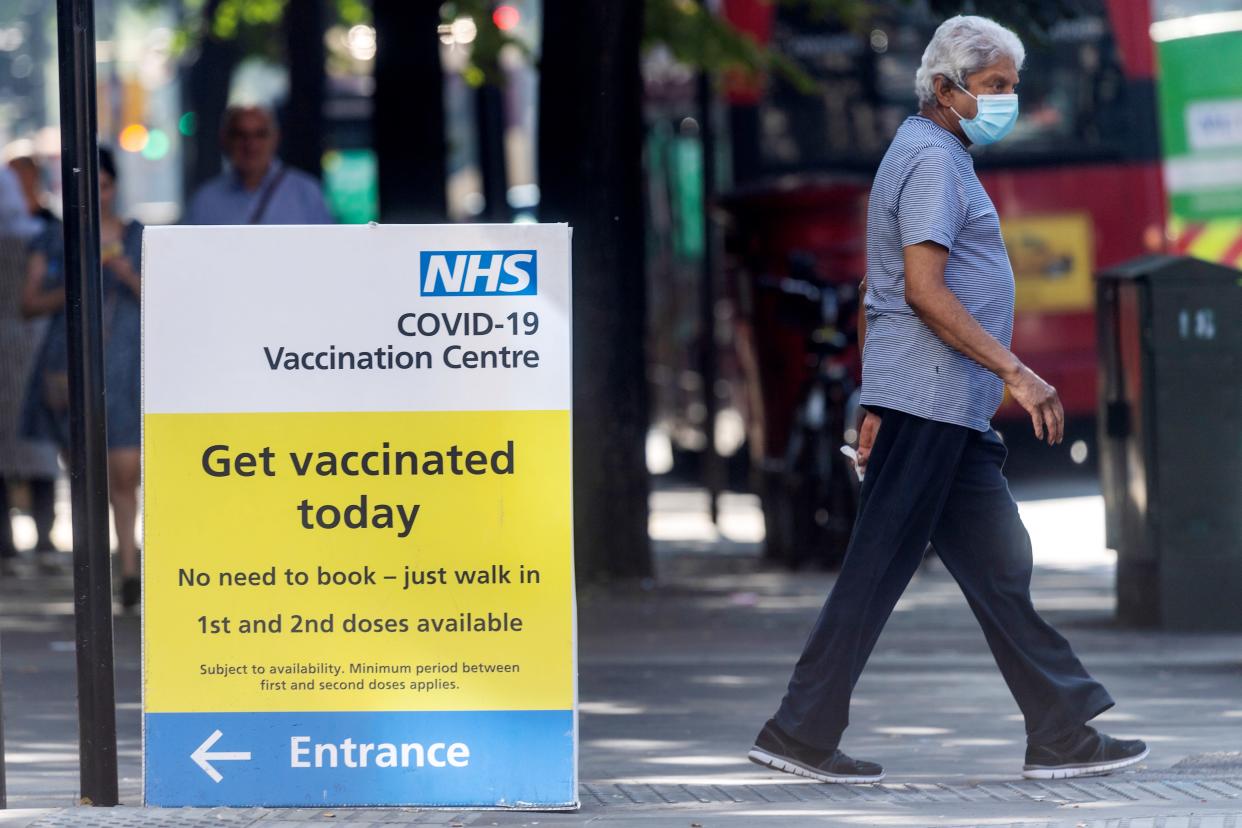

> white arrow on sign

[{"left": 191, "top": 729, "right": 252, "bottom": 783}]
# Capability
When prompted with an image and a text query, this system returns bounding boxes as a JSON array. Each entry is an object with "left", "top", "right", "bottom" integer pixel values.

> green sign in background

[
  {"left": 323, "top": 148, "right": 379, "bottom": 224},
  {"left": 1157, "top": 30, "right": 1242, "bottom": 220}
]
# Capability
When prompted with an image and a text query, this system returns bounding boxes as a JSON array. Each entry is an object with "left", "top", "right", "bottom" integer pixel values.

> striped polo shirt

[{"left": 859, "top": 115, "right": 1015, "bottom": 432}]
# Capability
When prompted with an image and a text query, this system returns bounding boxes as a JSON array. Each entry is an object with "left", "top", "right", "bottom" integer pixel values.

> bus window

[{"left": 756, "top": 1, "right": 1151, "bottom": 175}]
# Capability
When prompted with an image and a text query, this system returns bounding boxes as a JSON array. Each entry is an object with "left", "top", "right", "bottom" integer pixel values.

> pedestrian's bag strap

[{"left": 247, "top": 167, "right": 289, "bottom": 225}]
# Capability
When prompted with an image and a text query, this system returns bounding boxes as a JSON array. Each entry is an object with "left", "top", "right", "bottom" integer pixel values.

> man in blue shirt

[
  {"left": 184, "top": 106, "right": 334, "bottom": 225},
  {"left": 749, "top": 15, "right": 1148, "bottom": 784}
]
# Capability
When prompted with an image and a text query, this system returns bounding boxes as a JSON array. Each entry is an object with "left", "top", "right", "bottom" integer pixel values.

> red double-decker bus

[{"left": 723, "top": 0, "right": 1166, "bottom": 470}]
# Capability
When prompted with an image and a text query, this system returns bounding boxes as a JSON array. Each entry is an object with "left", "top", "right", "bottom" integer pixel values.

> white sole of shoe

[
  {"left": 1022, "top": 747, "right": 1150, "bottom": 780},
  {"left": 748, "top": 747, "right": 886, "bottom": 784}
]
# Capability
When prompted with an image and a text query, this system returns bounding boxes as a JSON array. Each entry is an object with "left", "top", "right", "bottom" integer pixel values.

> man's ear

[{"left": 934, "top": 74, "right": 955, "bottom": 108}]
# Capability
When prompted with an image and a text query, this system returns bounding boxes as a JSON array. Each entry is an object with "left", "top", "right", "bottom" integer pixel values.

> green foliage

[
  {"left": 439, "top": 0, "right": 530, "bottom": 86},
  {"left": 336, "top": 0, "right": 370, "bottom": 26},
  {"left": 135, "top": 0, "right": 1098, "bottom": 88},
  {"left": 210, "top": 0, "right": 284, "bottom": 39},
  {"left": 644, "top": 0, "right": 838, "bottom": 93},
  {"left": 133, "top": 0, "right": 370, "bottom": 58}
]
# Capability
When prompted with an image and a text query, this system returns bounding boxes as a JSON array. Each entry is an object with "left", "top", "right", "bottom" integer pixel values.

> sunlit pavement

[{"left": 1, "top": 476, "right": 1240, "bottom": 826}]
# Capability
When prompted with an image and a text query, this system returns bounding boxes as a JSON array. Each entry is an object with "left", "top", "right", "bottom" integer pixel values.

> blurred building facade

[
  {"left": 0, "top": 0, "right": 543, "bottom": 226},
  {"left": 2, "top": 0, "right": 1237, "bottom": 484}
]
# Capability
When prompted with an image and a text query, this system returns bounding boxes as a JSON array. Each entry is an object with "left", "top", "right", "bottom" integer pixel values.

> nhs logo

[{"left": 420, "top": 250, "right": 538, "bottom": 296}]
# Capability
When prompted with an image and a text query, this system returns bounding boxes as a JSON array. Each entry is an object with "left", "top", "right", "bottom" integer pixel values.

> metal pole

[
  {"left": 55, "top": 0, "right": 120, "bottom": 807},
  {"left": 1, "top": 636, "right": 7, "bottom": 808}
]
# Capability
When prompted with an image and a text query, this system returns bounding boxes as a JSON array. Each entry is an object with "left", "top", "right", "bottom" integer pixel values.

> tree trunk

[
  {"left": 539, "top": 0, "right": 651, "bottom": 580},
  {"left": 372, "top": 0, "right": 447, "bottom": 222},
  {"left": 183, "top": 0, "right": 241, "bottom": 195},
  {"left": 475, "top": 83, "right": 510, "bottom": 222},
  {"left": 281, "top": 0, "right": 326, "bottom": 179}
]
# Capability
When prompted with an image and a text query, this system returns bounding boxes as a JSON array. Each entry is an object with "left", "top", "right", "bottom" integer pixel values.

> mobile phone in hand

[{"left": 840, "top": 444, "right": 864, "bottom": 482}]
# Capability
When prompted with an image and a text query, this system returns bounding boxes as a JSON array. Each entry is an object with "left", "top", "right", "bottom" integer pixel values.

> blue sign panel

[
  {"left": 420, "top": 250, "right": 539, "bottom": 296},
  {"left": 145, "top": 710, "right": 576, "bottom": 808}
]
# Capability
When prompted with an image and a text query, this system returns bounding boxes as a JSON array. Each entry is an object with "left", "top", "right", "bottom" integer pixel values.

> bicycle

[{"left": 761, "top": 256, "right": 862, "bottom": 570}]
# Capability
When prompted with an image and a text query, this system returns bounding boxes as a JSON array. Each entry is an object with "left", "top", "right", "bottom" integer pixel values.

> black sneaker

[
  {"left": 1023, "top": 725, "right": 1148, "bottom": 779},
  {"left": 748, "top": 719, "right": 885, "bottom": 784}
]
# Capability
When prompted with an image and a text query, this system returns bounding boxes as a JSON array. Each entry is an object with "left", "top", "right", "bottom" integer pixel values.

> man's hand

[
  {"left": 1006, "top": 364, "right": 1064, "bottom": 445},
  {"left": 855, "top": 409, "right": 882, "bottom": 474}
]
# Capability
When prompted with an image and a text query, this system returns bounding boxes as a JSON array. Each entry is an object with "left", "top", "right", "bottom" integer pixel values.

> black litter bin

[{"left": 1097, "top": 255, "right": 1242, "bottom": 631}]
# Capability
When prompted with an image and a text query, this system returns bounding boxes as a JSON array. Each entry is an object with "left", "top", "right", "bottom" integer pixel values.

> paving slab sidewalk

[{"left": 1, "top": 485, "right": 1240, "bottom": 827}]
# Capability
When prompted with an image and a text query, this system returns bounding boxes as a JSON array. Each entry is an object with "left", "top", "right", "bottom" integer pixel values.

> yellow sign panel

[
  {"left": 1001, "top": 212, "right": 1095, "bottom": 313},
  {"left": 143, "top": 410, "right": 574, "bottom": 714}
]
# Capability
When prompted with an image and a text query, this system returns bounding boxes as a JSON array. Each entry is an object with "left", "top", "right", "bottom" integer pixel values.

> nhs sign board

[{"left": 420, "top": 250, "right": 538, "bottom": 296}]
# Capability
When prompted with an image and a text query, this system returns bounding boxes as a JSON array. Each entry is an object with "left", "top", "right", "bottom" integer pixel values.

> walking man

[{"left": 750, "top": 15, "right": 1148, "bottom": 783}]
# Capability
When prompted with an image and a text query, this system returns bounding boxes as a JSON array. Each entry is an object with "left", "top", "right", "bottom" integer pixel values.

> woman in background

[
  {"left": 0, "top": 154, "right": 58, "bottom": 575},
  {"left": 21, "top": 148, "right": 143, "bottom": 608}
]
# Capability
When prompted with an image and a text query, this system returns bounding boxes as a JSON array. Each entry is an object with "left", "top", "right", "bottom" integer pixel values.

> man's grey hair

[{"left": 914, "top": 15, "right": 1025, "bottom": 107}]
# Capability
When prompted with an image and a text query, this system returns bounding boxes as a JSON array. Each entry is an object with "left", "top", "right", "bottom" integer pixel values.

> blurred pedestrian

[
  {"left": 21, "top": 148, "right": 143, "bottom": 608},
  {"left": 0, "top": 155, "right": 58, "bottom": 576},
  {"left": 9, "top": 154, "right": 56, "bottom": 223},
  {"left": 750, "top": 16, "right": 1148, "bottom": 783},
  {"left": 183, "top": 105, "right": 333, "bottom": 225}
]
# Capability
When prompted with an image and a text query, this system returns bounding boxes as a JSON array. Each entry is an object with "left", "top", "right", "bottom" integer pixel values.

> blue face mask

[{"left": 951, "top": 83, "right": 1019, "bottom": 146}]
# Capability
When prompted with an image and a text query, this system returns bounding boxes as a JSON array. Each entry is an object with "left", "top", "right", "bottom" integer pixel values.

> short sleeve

[{"left": 896, "top": 148, "right": 967, "bottom": 251}]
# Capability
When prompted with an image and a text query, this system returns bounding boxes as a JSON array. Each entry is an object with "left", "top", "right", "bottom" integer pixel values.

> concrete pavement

[{"left": 1, "top": 480, "right": 1240, "bottom": 826}]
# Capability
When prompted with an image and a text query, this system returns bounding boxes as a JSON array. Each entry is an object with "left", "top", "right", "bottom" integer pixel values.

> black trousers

[{"left": 774, "top": 408, "right": 1113, "bottom": 750}]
